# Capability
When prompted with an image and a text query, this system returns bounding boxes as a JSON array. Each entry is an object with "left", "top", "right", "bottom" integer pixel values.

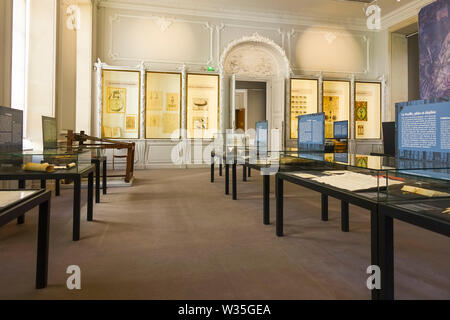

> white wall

[
  {"left": 26, "top": 0, "right": 57, "bottom": 149},
  {"left": 390, "top": 33, "right": 409, "bottom": 121},
  {"left": 0, "top": 0, "right": 13, "bottom": 107},
  {"left": 93, "top": 1, "right": 387, "bottom": 167}
]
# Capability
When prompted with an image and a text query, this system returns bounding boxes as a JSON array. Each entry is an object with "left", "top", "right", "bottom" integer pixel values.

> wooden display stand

[{"left": 66, "top": 130, "right": 135, "bottom": 183}]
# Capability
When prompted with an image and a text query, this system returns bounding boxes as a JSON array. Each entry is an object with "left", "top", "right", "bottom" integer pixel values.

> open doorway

[{"left": 235, "top": 81, "right": 267, "bottom": 131}]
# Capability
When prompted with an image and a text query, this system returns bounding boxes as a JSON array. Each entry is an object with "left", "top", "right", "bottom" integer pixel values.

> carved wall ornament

[
  {"left": 223, "top": 44, "right": 279, "bottom": 77},
  {"left": 219, "top": 33, "right": 292, "bottom": 78},
  {"left": 155, "top": 17, "right": 173, "bottom": 32},
  {"left": 323, "top": 32, "right": 337, "bottom": 45}
]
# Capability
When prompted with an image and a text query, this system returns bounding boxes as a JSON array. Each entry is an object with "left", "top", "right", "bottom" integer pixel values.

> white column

[
  {"left": 180, "top": 64, "right": 187, "bottom": 139},
  {"left": 75, "top": 2, "right": 92, "bottom": 134},
  {"left": 26, "top": 0, "right": 57, "bottom": 149},
  {"left": 139, "top": 61, "right": 145, "bottom": 139},
  {"left": 94, "top": 59, "right": 103, "bottom": 137},
  {"left": 318, "top": 72, "right": 323, "bottom": 112}
]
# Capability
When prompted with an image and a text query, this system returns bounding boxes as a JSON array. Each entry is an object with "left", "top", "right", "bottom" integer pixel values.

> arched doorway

[{"left": 219, "top": 33, "right": 291, "bottom": 150}]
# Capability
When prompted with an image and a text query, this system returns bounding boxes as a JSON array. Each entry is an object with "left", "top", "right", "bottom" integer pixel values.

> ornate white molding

[
  {"left": 94, "top": 58, "right": 103, "bottom": 137},
  {"left": 155, "top": 16, "right": 172, "bottom": 32},
  {"left": 179, "top": 64, "right": 187, "bottom": 139},
  {"left": 139, "top": 61, "right": 146, "bottom": 139},
  {"left": 290, "top": 28, "right": 370, "bottom": 75},
  {"left": 219, "top": 33, "right": 292, "bottom": 79},
  {"left": 96, "top": 0, "right": 370, "bottom": 32},
  {"left": 381, "top": 0, "right": 434, "bottom": 29},
  {"left": 107, "top": 13, "right": 214, "bottom": 66}
]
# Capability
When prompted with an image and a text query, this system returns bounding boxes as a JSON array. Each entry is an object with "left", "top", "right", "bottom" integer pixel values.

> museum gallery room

[{"left": 0, "top": 0, "right": 449, "bottom": 303}]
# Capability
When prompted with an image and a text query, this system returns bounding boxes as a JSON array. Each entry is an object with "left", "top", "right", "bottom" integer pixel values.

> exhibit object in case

[
  {"left": 0, "top": 106, "right": 23, "bottom": 152},
  {"left": 42, "top": 116, "right": 57, "bottom": 149},
  {"left": 186, "top": 74, "right": 219, "bottom": 139},
  {"left": 102, "top": 70, "right": 140, "bottom": 139},
  {"left": 66, "top": 130, "right": 135, "bottom": 183},
  {"left": 290, "top": 79, "right": 318, "bottom": 139},
  {"left": 298, "top": 113, "right": 325, "bottom": 152},
  {"left": 255, "top": 121, "right": 268, "bottom": 155},
  {"left": 146, "top": 72, "right": 181, "bottom": 139},
  {"left": 355, "top": 82, "right": 381, "bottom": 139},
  {"left": 322, "top": 80, "right": 350, "bottom": 139}
]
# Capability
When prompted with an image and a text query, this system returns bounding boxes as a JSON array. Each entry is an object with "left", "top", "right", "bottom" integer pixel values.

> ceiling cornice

[
  {"left": 95, "top": 0, "right": 372, "bottom": 32},
  {"left": 381, "top": 0, "right": 435, "bottom": 29}
]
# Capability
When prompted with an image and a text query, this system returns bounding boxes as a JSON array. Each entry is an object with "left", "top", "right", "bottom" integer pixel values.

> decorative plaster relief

[
  {"left": 219, "top": 33, "right": 291, "bottom": 78},
  {"left": 107, "top": 13, "right": 214, "bottom": 65},
  {"left": 223, "top": 44, "right": 279, "bottom": 77}
]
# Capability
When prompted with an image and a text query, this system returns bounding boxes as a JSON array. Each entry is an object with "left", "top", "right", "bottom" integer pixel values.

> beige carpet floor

[{"left": 0, "top": 168, "right": 449, "bottom": 300}]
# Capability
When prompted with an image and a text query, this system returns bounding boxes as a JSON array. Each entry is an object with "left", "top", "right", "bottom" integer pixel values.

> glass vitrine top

[
  {"left": 281, "top": 151, "right": 450, "bottom": 172},
  {"left": 0, "top": 190, "right": 41, "bottom": 212}
]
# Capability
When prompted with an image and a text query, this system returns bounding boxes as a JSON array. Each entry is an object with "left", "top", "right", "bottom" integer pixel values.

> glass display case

[
  {"left": 186, "top": 74, "right": 219, "bottom": 139},
  {"left": 322, "top": 80, "right": 350, "bottom": 139},
  {"left": 290, "top": 78, "right": 318, "bottom": 139},
  {"left": 146, "top": 72, "right": 181, "bottom": 139},
  {"left": 355, "top": 82, "right": 381, "bottom": 139},
  {"left": 102, "top": 70, "right": 140, "bottom": 139},
  {"left": 279, "top": 152, "right": 450, "bottom": 203},
  {"left": 0, "top": 148, "right": 93, "bottom": 175}
]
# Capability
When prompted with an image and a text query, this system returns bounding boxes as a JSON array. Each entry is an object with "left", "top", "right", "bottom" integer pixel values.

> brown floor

[{"left": 0, "top": 168, "right": 449, "bottom": 300}]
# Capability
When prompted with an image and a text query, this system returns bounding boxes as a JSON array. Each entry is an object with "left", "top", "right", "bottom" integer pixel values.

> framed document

[
  {"left": 146, "top": 72, "right": 181, "bottom": 139},
  {"left": 322, "top": 80, "right": 350, "bottom": 139},
  {"left": 186, "top": 74, "right": 219, "bottom": 139},
  {"left": 290, "top": 78, "right": 318, "bottom": 139},
  {"left": 354, "top": 82, "right": 381, "bottom": 139},
  {"left": 102, "top": 70, "right": 140, "bottom": 139}
]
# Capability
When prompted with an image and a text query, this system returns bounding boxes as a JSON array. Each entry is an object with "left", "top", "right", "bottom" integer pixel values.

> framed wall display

[
  {"left": 145, "top": 72, "right": 182, "bottom": 139},
  {"left": 322, "top": 80, "right": 350, "bottom": 139},
  {"left": 186, "top": 74, "right": 219, "bottom": 139},
  {"left": 290, "top": 78, "right": 318, "bottom": 139},
  {"left": 354, "top": 82, "right": 381, "bottom": 139},
  {"left": 102, "top": 70, "right": 140, "bottom": 139}
]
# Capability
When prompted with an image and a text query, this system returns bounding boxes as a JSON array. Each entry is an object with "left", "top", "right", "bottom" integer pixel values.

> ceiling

[{"left": 104, "top": 0, "right": 419, "bottom": 21}]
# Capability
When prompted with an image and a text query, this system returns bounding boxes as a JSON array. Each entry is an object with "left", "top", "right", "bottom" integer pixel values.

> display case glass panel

[
  {"left": 355, "top": 82, "right": 381, "bottom": 139},
  {"left": 290, "top": 79, "right": 318, "bottom": 139},
  {"left": 186, "top": 74, "right": 219, "bottom": 139},
  {"left": 102, "top": 70, "right": 140, "bottom": 139},
  {"left": 146, "top": 72, "right": 181, "bottom": 139},
  {"left": 279, "top": 151, "right": 450, "bottom": 203},
  {"left": 322, "top": 80, "right": 350, "bottom": 139}
]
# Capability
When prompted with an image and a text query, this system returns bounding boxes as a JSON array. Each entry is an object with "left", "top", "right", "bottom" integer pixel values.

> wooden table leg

[
  {"left": 55, "top": 179, "right": 60, "bottom": 196},
  {"left": 102, "top": 159, "right": 107, "bottom": 195},
  {"left": 378, "top": 210, "right": 394, "bottom": 300},
  {"left": 321, "top": 194, "right": 328, "bottom": 221},
  {"left": 232, "top": 161, "right": 237, "bottom": 200},
  {"left": 276, "top": 175, "right": 284, "bottom": 237},
  {"left": 87, "top": 171, "right": 94, "bottom": 221},
  {"left": 95, "top": 160, "right": 100, "bottom": 203},
  {"left": 36, "top": 197, "right": 50, "bottom": 289},
  {"left": 263, "top": 174, "right": 270, "bottom": 225},
  {"left": 17, "top": 180, "right": 26, "bottom": 224},
  {"left": 73, "top": 176, "right": 81, "bottom": 241},
  {"left": 341, "top": 201, "right": 349, "bottom": 232}
]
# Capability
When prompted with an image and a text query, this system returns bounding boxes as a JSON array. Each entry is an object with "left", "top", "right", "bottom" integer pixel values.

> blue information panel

[
  {"left": 298, "top": 113, "right": 325, "bottom": 152},
  {"left": 396, "top": 100, "right": 450, "bottom": 162},
  {"left": 396, "top": 99, "right": 450, "bottom": 181},
  {"left": 255, "top": 121, "right": 268, "bottom": 154},
  {"left": 333, "top": 120, "right": 348, "bottom": 139}
]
